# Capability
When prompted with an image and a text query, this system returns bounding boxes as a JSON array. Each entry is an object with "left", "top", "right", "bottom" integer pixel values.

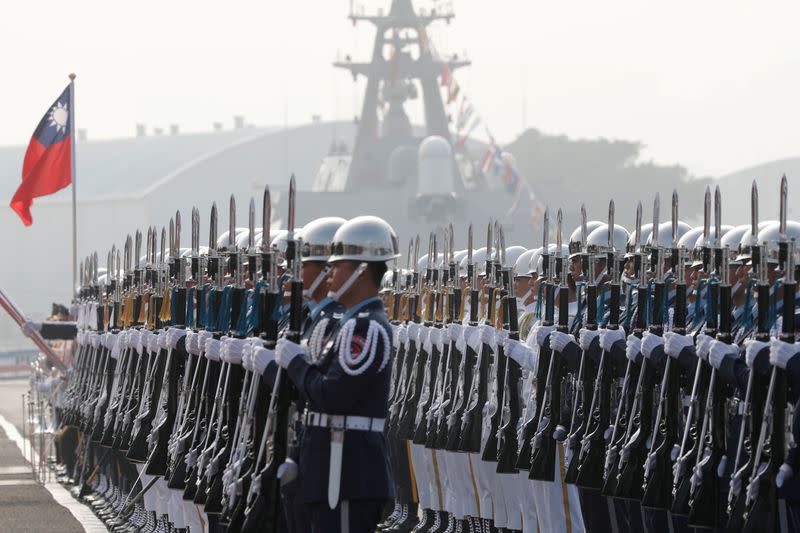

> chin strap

[
  {"left": 303, "top": 265, "right": 331, "bottom": 300},
  {"left": 327, "top": 262, "right": 368, "bottom": 302},
  {"left": 519, "top": 289, "right": 533, "bottom": 304}
]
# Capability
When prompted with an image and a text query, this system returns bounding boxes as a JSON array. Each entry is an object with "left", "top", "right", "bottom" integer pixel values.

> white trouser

[
  {"left": 491, "top": 468, "right": 509, "bottom": 528},
  {"left": 471, "top": 453, "right": 494, "bottom": 520},
  {"left": 155, "top": 479, "right": 170, "bottom": 518},
  {"left": 531, "top": 447, "right": 586, "bottom": 533},
  {"left": 136, "top": 464, "right": 157, "bottom": 513},
  {"left": 520, "top": 471, "right": 540, "bottom": 533},
  {"left": 447, "top": 451, "right": 479, "bottom": 518},
  {"left": 499, "top": 472, "right": 523, "bottom": 530},
  {"left": 168, "top": 490, "right": 186, "bottom": 528},
  {"left": 183, "top": 499, "right": 206, "bottom": 533},
  {"left": 410, "top": 443, "right": 432, "bottom": 509}
]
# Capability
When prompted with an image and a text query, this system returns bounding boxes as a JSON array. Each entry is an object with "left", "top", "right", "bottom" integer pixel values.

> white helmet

[
  {"left": 460, "top": 247, "right": 488, "bottom": 276},
  {"left": 757, "top": 221, "right": 800, "bottom": 263},
  {"left": 626, "top": 222, "right": 654, "bottom": 254},
  {"left": 503, "top": 246, "right": 528, "bottom": 270},
  {"left": 677, "top": 226, "right": 703, "bottom": 249},
  {"left": 235, "top": 229, "right": 252, "bottom": 250},
  {"left": 646, "top": 221, "right": 692, "bottom": 248},
  {"left": 514, "top": 249, "right": 537, "bottom": 277},
  {"left": 301, "top": 217, "right": 347, "bottom": 262},
  {"left": 587, "top": 224, "right": 630, "bottom": 256},
  {"left": 719, "top": 224, "right": 750, "bottom": 264},
  {"left": 328, "top": 215, "right": 400, "bottom": 263},
  {"left": 569, "top": 221, "right": 604, "bottom": 255}
]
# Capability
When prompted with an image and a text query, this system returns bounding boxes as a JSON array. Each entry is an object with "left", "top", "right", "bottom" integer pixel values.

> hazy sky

[{"left": 2, "top": 0, "right": 799, "bottom": 178}]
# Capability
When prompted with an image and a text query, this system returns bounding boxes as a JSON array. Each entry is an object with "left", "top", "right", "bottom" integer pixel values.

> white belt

[{"left": 304, "top": 411, "right": 385, "bottom": 432}]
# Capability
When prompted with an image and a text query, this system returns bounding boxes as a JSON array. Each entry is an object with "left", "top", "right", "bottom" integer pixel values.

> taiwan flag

[{"left": 10, "top": 84, "right": 73, "bottom": 226}]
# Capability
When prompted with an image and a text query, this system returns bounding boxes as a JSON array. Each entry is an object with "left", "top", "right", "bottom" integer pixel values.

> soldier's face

[
  {"left": 327, "top": 260, "right": 360, "bottom": 294},
  {"left": 301, "top": 261, "right": 327, "bottom": 300},
  {"left": 569, "top": 257, "right": 583, "bottom": 282},
  {"left": 514, "top": 276, "right": 531, "bottom": 299}
]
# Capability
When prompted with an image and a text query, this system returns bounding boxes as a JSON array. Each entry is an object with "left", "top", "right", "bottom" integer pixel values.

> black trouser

[{"left": 307, "top": 499, "right": 387, "bottom": 533}]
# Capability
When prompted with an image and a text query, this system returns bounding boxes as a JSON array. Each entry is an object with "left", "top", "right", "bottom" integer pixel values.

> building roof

[{"left": 0, "top": 122, "right": 356, "bottom": 201}]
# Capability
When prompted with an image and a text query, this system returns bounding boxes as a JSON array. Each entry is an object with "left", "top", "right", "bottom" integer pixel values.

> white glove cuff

[{"left": 744, "top": 339, "right": 769, "bottom": 368}]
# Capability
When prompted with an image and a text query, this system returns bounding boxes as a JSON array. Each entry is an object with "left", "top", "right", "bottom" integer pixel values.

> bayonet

[
  {"left": 169, "top": 218, "right": 176, "bottom": 261},
  {"left": 229, "top": 195, "right": 237, "bottom": 250},
  {"left": 714, "top": 185, "right": 722, "bottom": 247},
  {"left": 780, "top": 175, "right": 788, "bottom": 238},
  {"left": 672, "top": 190, "right": 678, "bottom": 247},
  {"left": 581, "top": 204, "right": 588, "bottom": 251},
  {"left": 499, "top": 226, "right": 507, "bottom": 268},
  {"left": 192, "top": 208, "right": 199, "bottom": 255},
  {"left": 135, "top": 230, "right": 142, "bottom": 270},
  {"left": 751, "top": 181, "right": 759, "bottom": 239},
  {"left": 262, "top": 186, "right": 271, "bottom": 254},
  {"left": 175, "top": 211, "right": 182, "bottom": 256},
  {"left": 406, "top": 239, "right": 414, "bottom": 270},
  {"left": 634, "top": 202, "right": 642, "bottom": 253},
  {"left": 703, "top": 186, "right": 711, "bottom": 242},
  {"left": 288, "top": 175, "right": 296, "bottom": 237},
  {"left": 248, "top": 198, "right": 256, "bottom": 252},
  {"left": 652, "top": 193, "right": 660, "bottom": 245}
]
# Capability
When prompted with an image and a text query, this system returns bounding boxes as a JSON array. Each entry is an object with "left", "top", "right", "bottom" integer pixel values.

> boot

[{"left": 379, "top": 502, "right": 402, "bottom": 531}]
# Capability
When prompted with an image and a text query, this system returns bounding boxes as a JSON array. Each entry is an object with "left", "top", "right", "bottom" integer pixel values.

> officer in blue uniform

[
  {"left": 273, "top": 215, "right": 399, "bottom": 533},
  {"left": 254, "top": 216, "right": 348, "bottom": 532}
]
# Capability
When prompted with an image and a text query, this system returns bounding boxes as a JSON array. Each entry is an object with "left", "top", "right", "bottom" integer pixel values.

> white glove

[
  {"left": 428, "top": 328, "right": 443, "bottom": 350},
  {"left": 397, "top": 325, "right": 408, "bottom": 347},
  {"left": 664, "top": 331, "right": 693, "bottom": 359},
  {"left": 447, "top": 323, "right": 464, "bottom": 347},
  {"left": 465, "top": 325, "right": 481, "bottom": 352},
  {"left": 90, "top": 332, "right": 101, "bottom": 349},
  {"left": 641, "top": 331, "right": 664, "bottom": 359},
  {"left": 478, "top": 324, "right": 496, "bottom": 347},
  {"left": 205, "top": 338, "right": 222, "bottom": 361},
  {"left": 533, "top": 324, "right": 554, "bottom": 348},
  {"left": 744, "top": 339, "right": 769, "bottom": 368},
  {"left": 222, "top": 337, "right": 247, "bottom": 364},
  {"left": 770, "top": 337, "right": 800, "bottom": 369},
  {"left": 550, "top": 331, "right": 576, "bottom": 353},
  {"left": 517, "top": 343, "right": 537, "bottom": 369},
  {"left": 708, "top": 340, "right": 739, "bottom": 369},
  {"left": 167, "top": 328, "right": 187, "bottom": 349},
  {"left": 252, "top": 346, "right": 275, "bottom": 374},
  {"left": 495, "top": 329, "right": 508, "bottom": 346},
  {"left": 275, "top": 338, "right": 307, "bottom": 369},
  {"left": 407, "top": 323, "right": 420, "bottom": 344},
  {"left": 579, "top": 328, "right": 600, "bottom": 351},
  {"left": 503, "top": 338, "right": 526, "bottom": 364},
  {"left": 599, "top": 327, "right": 625, "bottom": 352},
  {"left": 157, "top": 331, "right": 169, "bottom": 350},
  {"left": 625, "top": 334, "right": 642, "bottom": 362},
  {"left": 696, "top": 334, "right": 713, "bottom": 360},
  {"left": 777, "top": 463, "right": 794, "bottom": 488},
  {"left": 128, "top": 330, "right": 142, "bottom": 354}
]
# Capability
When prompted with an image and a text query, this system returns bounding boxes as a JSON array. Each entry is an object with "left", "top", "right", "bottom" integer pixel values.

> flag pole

[{"left": 69, "top": 73, "right": 77, "bottom": 298}]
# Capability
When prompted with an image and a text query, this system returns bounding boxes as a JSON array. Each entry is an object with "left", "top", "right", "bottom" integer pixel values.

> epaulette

[{"left": 336, "top": 317, "right": 391, "bottom": 376}]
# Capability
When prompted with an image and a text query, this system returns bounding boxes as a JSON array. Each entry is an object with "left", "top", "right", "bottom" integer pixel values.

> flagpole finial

[{"left": 68, "top": 73, "right": 76, "bottom": 81}]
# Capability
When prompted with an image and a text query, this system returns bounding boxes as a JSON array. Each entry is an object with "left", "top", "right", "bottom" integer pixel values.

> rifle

[
  {"left": 201, "top": 196, "right": 248, "bottom": 512},
  {"left": 575, "top": 201, "right": 620, "bottom": 489},
  {"left": 614, "top": 194, "right": 662, "bottom": 500},
  {"left": 742, "top": 176, "right": 794, "bottom": 532},
  {"left": 127, "top": 227, "right": 169, "bottom": 463},
  {"left": 497, "top": 227, "right": 523, "bottom": 473},
  {"left": 530, "top": 209, "right": 568, "bottom": 481},
  {"left": 445, "top": 227, "right": 476, "bottom": 451},
  {"left": 727, "top": 185, "right": 769, "bottom": 529},
  {"left": 642, "top": 191, "right": 686, "bottom": 509},
  {"left": 517, "top": 210, "right": 551, "bottom": 470},
  {"left": 480, "top": 222, "right": 509, "bottom": 464},
  {"left": 601, "top": 201, "right": 645, "bottom": 497},
  {"left": 564, "top": 207, "right": 598, "bottom": 484},
  {"left": 671, "top": 186, "right": 717, "bottom": 515},
  {"left": 460, "top": 224, "right": 494, "bottom": 453},
  {"left": 688, "top": 187, "right": 732, "bottom": 528},
  {"left": 242, "top": 176, "right": 303, "bottom": 533}
]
